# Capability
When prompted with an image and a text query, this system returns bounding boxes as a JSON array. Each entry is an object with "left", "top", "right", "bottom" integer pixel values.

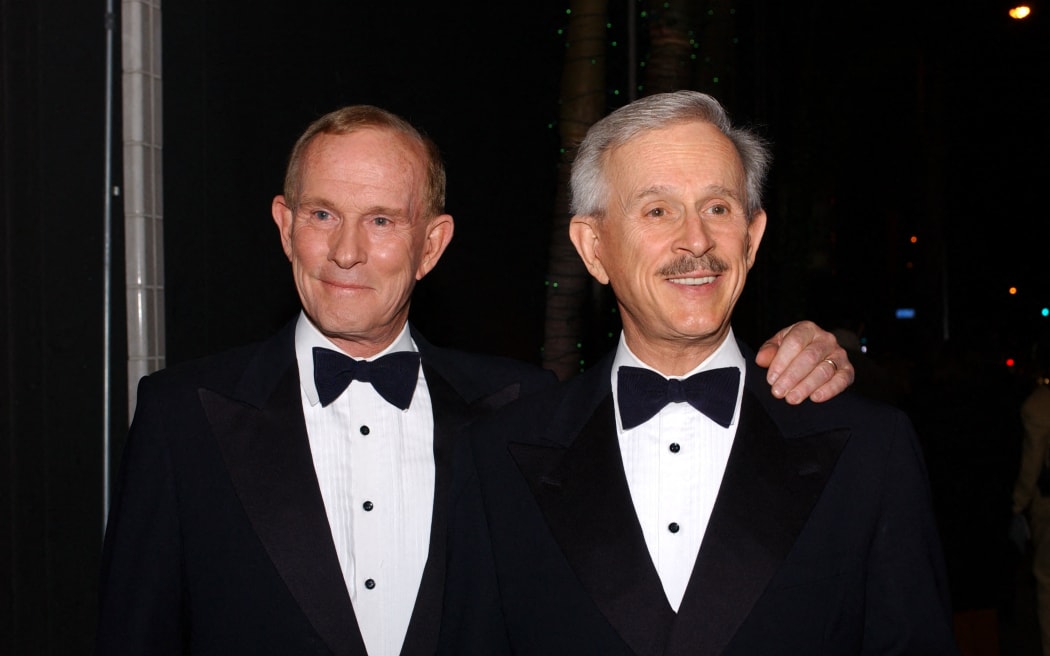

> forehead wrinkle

[
  {"left": 301, "top": 129, "right": 427, "bottom": 208},
  {"left": 633, "top": 184, "right": 676, "bottom": 202},
  {"left": 632, "top": 183, "right": 743, "bottom": 204}
]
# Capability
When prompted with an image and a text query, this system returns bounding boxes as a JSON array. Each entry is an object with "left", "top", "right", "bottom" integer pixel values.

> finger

[
  {"left": 754, "top": 340, "right": 779, "bottom": 368},
  {"left": 805, "top": 359, "right": 856, "bottom": 403},
  {"left": 770, "top": 349, "right": 825, "bottom": 401},
  {"left": 770, "top": 338, "right": 850, "bottom": 403},
  {"left": 759, "top": 322, "right": 812, "bottom": 380},
  {"left": 782, "top": 354, "right": 856, "bottom": 404}
]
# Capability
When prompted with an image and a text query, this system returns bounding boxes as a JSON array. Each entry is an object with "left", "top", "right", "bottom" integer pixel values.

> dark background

[{"left": 3, "top": 0, "right": 1049, "bottom": 653}]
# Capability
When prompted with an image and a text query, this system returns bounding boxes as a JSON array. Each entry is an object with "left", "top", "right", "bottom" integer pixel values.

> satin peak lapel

[
  {"left": 509, "top": 396, "right": 675, "bottom": 656},
  {"left": 398, "top": 364, "right": 480, "bottom": 656},
  {"left": 201, "top": 365, "right": 366, "bottom": 656},
  {"left": 666, "top": 391, "right": 850, "bottom": 656}
]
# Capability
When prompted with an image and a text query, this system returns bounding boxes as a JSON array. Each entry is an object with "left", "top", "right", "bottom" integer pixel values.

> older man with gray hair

[{"left": 439, "top": 91, "right": 957, "bottom": 655}]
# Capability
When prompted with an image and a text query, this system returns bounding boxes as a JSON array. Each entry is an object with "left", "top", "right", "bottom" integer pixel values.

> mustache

[{"left": 657, "top": 254, "right": 729, "bottom": 277}]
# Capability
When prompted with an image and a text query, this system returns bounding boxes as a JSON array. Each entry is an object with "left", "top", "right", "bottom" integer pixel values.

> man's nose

[
  {"left": 675, "top": 213, "right": 714, "bottom": 257},
  {"left": 329, "top": 220, "right": 365, "bottom": 268}
]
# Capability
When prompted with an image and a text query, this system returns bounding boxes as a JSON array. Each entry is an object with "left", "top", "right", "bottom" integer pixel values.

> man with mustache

[
  {"left": 439, "top": 91, "right": 957, "bottom": 655},
  {"left": 96, "top": 104, "right": 856, "bottom": 656}
]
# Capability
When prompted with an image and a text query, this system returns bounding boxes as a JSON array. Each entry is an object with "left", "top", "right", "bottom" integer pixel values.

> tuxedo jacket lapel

[
  {"left": 402, "top": 337, "right": 539, "bottom": 656},
  {"left": 509, "top": 364, "right": 675, "bottom": 656},
  {"left": 200, "top": 328, "right": 367, "bottom": 656},
  {"left": 399, "top": 363, "right": 471, "bottom": 656},
  {"left": 667, "top": 380, "right": 850, "bottom": 656}
]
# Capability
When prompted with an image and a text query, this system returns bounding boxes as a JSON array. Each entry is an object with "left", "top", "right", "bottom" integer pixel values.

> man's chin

[{"left": 668, "top": 318, "right": 732, "bottom": 343}]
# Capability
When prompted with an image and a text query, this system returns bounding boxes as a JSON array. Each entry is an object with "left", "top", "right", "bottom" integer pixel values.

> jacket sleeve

[
  {"left": 862, "top": 412, "right": 959, "bottom": 655},
  {"left": 96, "top": 375, "right": 187, "bottom": 655}
]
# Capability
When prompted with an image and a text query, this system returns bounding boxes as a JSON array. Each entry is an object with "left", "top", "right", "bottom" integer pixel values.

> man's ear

[
  {"left": 568, "top": 215, "right": 610, "bottom": 285},
  {"left": 745, "top": 209, "right": 767, "bottom": 269},
  {"left": 415, "top": 213, "right": 455, "bottom": 280},
  {"left": 272, "top": 195, "right": 295, "bottom": 261}
]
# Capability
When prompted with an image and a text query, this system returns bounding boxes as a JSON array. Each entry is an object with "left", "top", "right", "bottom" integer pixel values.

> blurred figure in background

[{"left": 1012, "top": 339, "right": 1050, "bottom": 655}]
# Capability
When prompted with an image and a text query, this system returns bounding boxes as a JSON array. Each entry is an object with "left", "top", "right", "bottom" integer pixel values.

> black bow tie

[
  {"left": 617, "top": 365, "right": 740, "bottom": 430},
  {"left": 312, "top": 347, "right": 421, "bottom": 409}
]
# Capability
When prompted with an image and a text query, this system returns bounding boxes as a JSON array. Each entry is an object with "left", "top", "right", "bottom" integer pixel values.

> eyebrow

[{"left": 296, "top": 197, "right": 413, "bottom": 219}]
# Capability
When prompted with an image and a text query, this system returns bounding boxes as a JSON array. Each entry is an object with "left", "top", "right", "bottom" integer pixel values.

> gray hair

[{"left": 569, "top": 91, "right": 771, "bottom": 221}]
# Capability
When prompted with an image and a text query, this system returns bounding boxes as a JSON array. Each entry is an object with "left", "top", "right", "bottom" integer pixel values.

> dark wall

[{"left": 2, "top": 0, "right": 119, "bottom": 653}]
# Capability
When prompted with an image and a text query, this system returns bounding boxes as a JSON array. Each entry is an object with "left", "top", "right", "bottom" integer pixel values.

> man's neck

[
  {"left": 304, "top": 313, "right": 411, "bottom": 359},
  {"left": 621, "top": 329, "right": 732, "bottom": 377},
  {"left": 323, "top": 328, "right": 410, "bottom": 359}
]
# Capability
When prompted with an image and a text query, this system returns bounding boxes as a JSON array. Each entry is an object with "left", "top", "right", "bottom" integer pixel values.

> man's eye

[
  {"left": 646, "top": 207, "right": 666, "bottom": 218},
  {"left": 708, "top": 205, "right": 729, "bottom": 216},
  {"left": 312, "top": 210, "right": 333, "bottom": 221},
  {"left": 372, "top": 216, "right": 391, "bottom": 226}
]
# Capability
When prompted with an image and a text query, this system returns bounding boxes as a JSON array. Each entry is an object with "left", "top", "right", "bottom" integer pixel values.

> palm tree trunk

[
  {"left": 542, "top": 0, "right": 609, "bottom": 379},
  {"left": 642, "top": 0, "right": 694, "bottom": 93}
]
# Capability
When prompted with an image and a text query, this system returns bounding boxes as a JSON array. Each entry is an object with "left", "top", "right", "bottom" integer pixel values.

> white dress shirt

[
  {"left": 611, "top": 330, "right": 745, "bottom": 611},
  {"left": 295, "top": 313, "right": 435, "bottom": 656}
]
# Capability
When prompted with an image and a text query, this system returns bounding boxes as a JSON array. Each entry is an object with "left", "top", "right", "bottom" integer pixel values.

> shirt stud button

[
  {"left": 364, "top": 578, "right": 376, "bottom": 590},
  {"left": 668, "top": 522, "right": 680, "bottom": 534},
  {"left": 363, "top": 500, "right": 374, "bottom": 511},
  {"left": 669, "top": 442, "right": 681, "bottom": 453},
  {"left": 360, "top": 425, "right": 370, "bottom": 436}
]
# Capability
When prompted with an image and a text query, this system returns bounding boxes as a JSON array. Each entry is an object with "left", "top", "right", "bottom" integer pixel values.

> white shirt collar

[{"left": 294, "top": 311, "right": 418, "bottom": 407}]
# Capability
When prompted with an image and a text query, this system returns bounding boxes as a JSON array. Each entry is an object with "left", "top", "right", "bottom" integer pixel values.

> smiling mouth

[
  {"left": 669, "top": 275, "right": 717, "bottom": 286},
  {"left": 323, "top": 279, "right": 370, "bottom": 291}
]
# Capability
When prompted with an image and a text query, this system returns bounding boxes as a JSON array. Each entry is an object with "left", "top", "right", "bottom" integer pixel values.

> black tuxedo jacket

[
  {"left": 439, "top": 343, "right": 958, "bottom": 655},
  {"left": 96, "top": 319, "right": 554, "bottom": 656}
]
